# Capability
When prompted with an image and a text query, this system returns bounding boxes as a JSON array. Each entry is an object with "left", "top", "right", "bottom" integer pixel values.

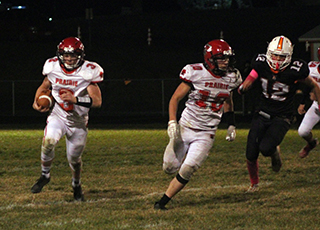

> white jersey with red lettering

[
  {"left": 307, "top": 61, "right": 320, "bottom": 108},
  {"left": 298, "top": 61, "right": 320, "bottom": 137},
  {"left": 309, "top": 61, "right": 320, "bottom": 86},
  {"left": 179, "top": 63, "right": 242, "bottom": 131},
  {"left": 43, "top": 56, "right": 104, "bottom": 126}
]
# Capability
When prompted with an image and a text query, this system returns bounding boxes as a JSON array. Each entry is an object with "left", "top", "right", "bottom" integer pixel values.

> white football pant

[
  {"left": 163, "top": 125, "right": 216, "bottom": 175},
  {"left": 41, "top": 114, "right": 87, "bottom": 165},
  {"left": 298, "top": 101, "right": 320, "bottom": 138}
]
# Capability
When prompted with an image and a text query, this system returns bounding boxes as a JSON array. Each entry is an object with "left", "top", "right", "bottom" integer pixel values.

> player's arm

[
  {"left": 223, "top": 92, "right": 236, "bottom": 142},
  {"left": 60, "top": 83, "right": 102, "bottom": 108},
  {"left": 238, "top": 69, "right": 259, "bottom": 94},
  {"left": 33, "top": 76, "right": 52, "bottom": 112},
  {"left": 302, "top": 76, "right": 320, "bottom": 104},
  {"left": 297, "top": 83, "right": 311, "bottom": 115},
  {"left": 87, "top": 83, "right": 102, "bottom": 108},
  {"left": 169, "top": 82, "right": 190, "bottom": 121},
  {"left": 167, "top": 82, "right": 191, "bottom": 139}
]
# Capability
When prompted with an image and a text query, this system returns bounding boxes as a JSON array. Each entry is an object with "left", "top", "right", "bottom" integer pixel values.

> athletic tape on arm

[{"left": 76, "top": 97, "right": 93, "bottom": 108}]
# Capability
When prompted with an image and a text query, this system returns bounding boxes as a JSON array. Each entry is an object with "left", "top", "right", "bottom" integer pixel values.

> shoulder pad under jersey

[
  {"left": 180, "top": 63, "right": 203, "bottom": 83},
  {"left": 80, "top": 61, "right": 104, "bottom": 82},
  {"left": 42, "top": 57, "right": 59, "bottom": 76}
]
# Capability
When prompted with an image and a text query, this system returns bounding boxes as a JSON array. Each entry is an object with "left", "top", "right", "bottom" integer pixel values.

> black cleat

[
  {"left": 271, "top": 146, "right": 282, "bottom": 172},
  {"left": 31, "top": 175, "right": 50, "bottom": 193},
  {"left": 154, "top": 202, "right": 168, "bottom": 210},
  {"left": 73, "top": 185, "right": 84, "bottom": 201}
]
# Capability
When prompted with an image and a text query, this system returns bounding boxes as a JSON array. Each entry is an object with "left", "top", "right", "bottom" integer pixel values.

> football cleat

[
  {"left": 245, "top": 184, "right": 259, "bottom": 193},
  {"left": 73, "top": 184, "right": 84, "bottom": 201},
  {"left": 154, "top": 202, "right": 168, "bottom": 211},
  {"left": 31, "top": 175, "right": 50, "bottom": 193},
  {"left": 299, "top": 138, "right": 319, "bottom": 158},
  {"left": 271, "top": 146, "right": 282, "bottom": 172}
]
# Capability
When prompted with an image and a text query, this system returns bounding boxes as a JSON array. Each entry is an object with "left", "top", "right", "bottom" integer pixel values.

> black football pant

[{"left": 246, "top": 113, "right": 291, "bottom": 161}]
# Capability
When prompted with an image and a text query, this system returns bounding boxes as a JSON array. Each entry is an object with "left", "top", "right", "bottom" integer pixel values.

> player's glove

[
  {"left": 226, "top": 125, "right": 236, "bottom": 142},
  {"left": 167, "top": 120, "right": 180, "bottom": 140}
]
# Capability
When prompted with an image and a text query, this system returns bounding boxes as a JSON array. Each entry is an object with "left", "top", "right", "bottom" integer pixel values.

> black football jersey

[{"left": 251, "top": 53, "right": 309, "bottom": 117}]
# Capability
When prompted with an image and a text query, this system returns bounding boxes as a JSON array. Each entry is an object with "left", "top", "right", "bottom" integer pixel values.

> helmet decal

[
  {"left": 277, "top": 36, "right": 284, "bottom": 50},
  {"left": 266, "top": 35, "right": 293, "bottom": 72}
]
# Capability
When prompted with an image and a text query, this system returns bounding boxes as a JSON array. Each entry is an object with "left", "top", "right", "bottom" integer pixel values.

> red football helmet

[
  {"left": 57, "top": 37, "right": 85, "bottom": 71},
  {"left": 203, "top": 39, "right": 235, "bottom": 75}
]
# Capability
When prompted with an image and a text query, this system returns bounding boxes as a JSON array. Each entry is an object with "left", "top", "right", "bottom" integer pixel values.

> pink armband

[{"left": 246, "top": 69, "right": 258, "bottom": 83}]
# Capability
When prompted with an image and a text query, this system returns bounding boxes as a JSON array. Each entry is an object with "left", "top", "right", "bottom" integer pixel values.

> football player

[
  {"left": 238, "top": 35, "right": 320, "bottom": 192},
  {"left": 31, "top": 37, "right": 104, "bottom": 201},
  {"left": 154, "top": 39, "right": 242, "bottom": 210},
  {"left": 297, "top": 47, "right": 320, "bottom": 158}
]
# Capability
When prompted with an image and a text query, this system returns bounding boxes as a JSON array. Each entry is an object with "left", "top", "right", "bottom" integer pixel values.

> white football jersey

[
  {"left": 308, "top": 61, "right": 320, "bottom": 86},
  {"left": 308, "top": 61, "right": 320, "bottom": 106},
  {"left": 179, "top": 63, "right": 242, "bottom": 130},
  {"left": 43, "top": 57, "right": 104, "bottom": 126}
]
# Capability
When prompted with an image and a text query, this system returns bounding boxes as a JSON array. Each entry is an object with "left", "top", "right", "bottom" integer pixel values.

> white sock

[
  {"left": 72, "top": 179, "right": 81, "bottom": 187},
  {"left": 41, "top": 171, "right": 50, "bottom": 179}
]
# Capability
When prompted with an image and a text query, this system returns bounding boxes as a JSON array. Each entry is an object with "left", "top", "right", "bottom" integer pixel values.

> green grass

[{"left": 0, "top": 127, "right": 320, "bottom": 229}]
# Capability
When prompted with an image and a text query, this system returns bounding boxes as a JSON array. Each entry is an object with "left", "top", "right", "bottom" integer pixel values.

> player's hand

[
  {"left": 167, "top": 120, "right": 180, "bottom": 140},
  {"left": 32, "top": 101, "right": 50, "bottom": 113},
  {"left": 310, "top": 92, "right": 317, "bottom": 101},
  {"left": 226, "top": 125, "right": 236, "bottom": 142},
  {"left": 59, "top": 89, "right": 77, "bottom": 104},
  {"left": 297, "top": 104, "right": 306, "bottom": 115},
  {"left": 237, "top": 84, "right": 244, "bottom": 95}
]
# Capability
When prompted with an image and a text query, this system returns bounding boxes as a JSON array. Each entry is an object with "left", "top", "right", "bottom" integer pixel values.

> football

[{"left": 37, "top": 90, "right": 54, "bottom": 109}]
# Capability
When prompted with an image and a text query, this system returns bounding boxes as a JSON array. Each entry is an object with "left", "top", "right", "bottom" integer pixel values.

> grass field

[{"left": 0, "top": 125, "right": 320, "bottom": 229}]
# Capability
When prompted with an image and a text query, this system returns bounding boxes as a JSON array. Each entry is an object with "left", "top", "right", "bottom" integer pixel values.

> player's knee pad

[
  {"left": 176, "top": 173, "right": 189, "bottom": 185},
  {"left": 260, "top": 145, "right": 275, "bottom": 157},
  {"left": 67, "top": 144, "right": 85, "bottom": 163},
  {"left": 298, "top": 127, "right": 309, "bottom": 138},
  {"left": 178, "top": 164, "right": 199, "bottom": 181},
  {"left": 246, "top": 155, "right": 258, "bottom": 162},
  {"left": 41, "top": 137, "right": 57, "bottom": 161},
  {"left": 67, "top": 153, "right": 82, "bottom": 165}
]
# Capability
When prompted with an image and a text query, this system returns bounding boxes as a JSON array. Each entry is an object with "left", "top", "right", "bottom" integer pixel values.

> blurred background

[{"left": 1, "top": 0, "right": 320, "bottom": 125}]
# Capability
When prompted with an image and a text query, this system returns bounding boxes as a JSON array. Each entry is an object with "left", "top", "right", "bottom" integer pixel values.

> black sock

[{"left": 159, "top": 194, "right": 171, "bottom": 206}]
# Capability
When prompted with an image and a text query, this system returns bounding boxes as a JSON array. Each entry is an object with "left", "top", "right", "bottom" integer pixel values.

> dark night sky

[
  {"left": 3, "top": 0, "right": 182, "bottom": 19},
  {"left": 3, "top": 0, "right": 296, "bottom": 20},
  {"left": 3, "top": 0, "right": 320, "bottom": 23}
]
